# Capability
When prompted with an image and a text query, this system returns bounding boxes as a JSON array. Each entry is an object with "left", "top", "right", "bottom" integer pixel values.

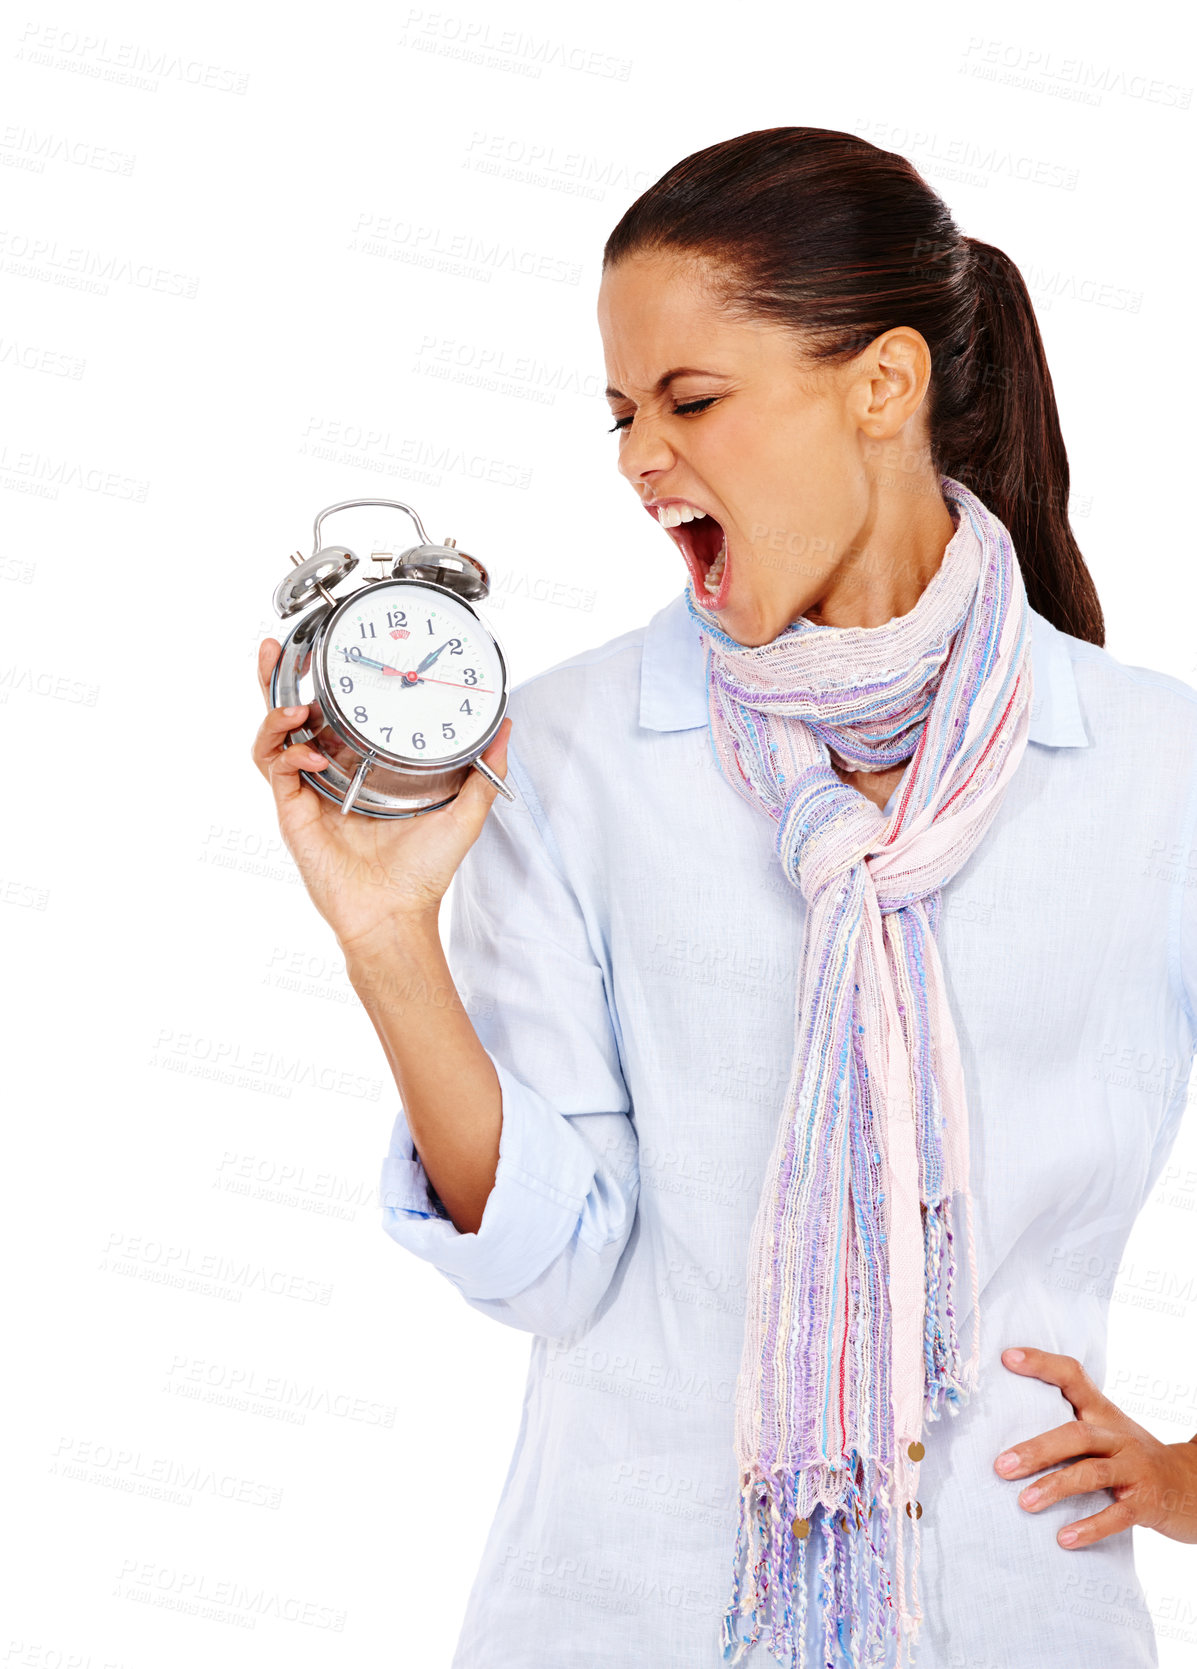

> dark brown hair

[{"left": 604, "top": 126, "right": 1104, "bottom": 646}]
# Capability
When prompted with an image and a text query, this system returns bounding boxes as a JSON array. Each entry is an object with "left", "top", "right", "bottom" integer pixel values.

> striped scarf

[{"left": 684, "top": 477, "right": 1033, "bottom": 1667}]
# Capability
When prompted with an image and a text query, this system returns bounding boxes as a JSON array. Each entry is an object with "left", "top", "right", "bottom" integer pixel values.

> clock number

[
  {"left": 386, "top": 609, "right": 408, "bottom": 628},
  {"left": 359, "top": 621, "right": 376, "bottom": 639},
  {"left": 441, "top": 722, "right": 456, "bottom": 740},
  {"left": 460, "top": 698, "right": 474, "bottom": 716},
  {"left": 339, "top": 676, "right": 354, "bottom": 694},
  {"left": 447, "top": 637, "right": 462, "bottom": 655},
  {"left": 354, "top": 705, "right": 369, "bottom": 724},
  {"left": 346, "top": 645, "right": 363, "bottom": 661},
  {"left": 462, "top": 667, "right": 478, "bottom": 686},
  {"left": 426, "top": 618, "right": 436, "bottom": 634},
  {"left": 411, "top": 731, "right": 426, "bottom": 750},
  {"left": 380, "top": 727, "right": 393, "bottom": 743}
]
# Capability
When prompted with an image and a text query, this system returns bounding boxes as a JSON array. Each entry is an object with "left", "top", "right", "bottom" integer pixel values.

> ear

[{"left": 852, "top": 326, "right": 933, "bottom": 440}]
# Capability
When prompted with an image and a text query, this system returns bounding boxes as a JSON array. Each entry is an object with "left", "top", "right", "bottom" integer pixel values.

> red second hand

[
  {"left": 375, "top": 661, "right": 492, "bottom": 693},
  {"left": 419, "top": 675, "right": 493, "bottom": 692}
]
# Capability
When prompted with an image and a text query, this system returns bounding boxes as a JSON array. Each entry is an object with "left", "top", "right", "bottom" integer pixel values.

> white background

[{"left": 3, "top": 0, "right": 1196, "bottom": 1663}]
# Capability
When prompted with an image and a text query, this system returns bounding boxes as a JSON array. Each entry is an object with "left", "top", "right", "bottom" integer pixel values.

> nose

[{"left": 616, "top": 413, "right": 676, "bottom": 492}]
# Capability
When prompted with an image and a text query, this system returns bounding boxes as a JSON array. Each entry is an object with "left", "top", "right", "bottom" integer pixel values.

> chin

[{"left": 711, "top": 597, "right": 790, "bottom": 648}]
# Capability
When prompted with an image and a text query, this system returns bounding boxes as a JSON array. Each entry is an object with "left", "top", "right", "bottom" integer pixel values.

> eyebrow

[{"left": 604, "top": 366, "right": 726, "bottom": 401}]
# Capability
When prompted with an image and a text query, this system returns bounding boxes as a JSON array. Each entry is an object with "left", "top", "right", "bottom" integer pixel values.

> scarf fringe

[
  {"left": 720, "top": 1462, "right": 930, "bottom": 1669},
  {"left": 720, "top": 1189, "right": 979, "bottom": 1669}
]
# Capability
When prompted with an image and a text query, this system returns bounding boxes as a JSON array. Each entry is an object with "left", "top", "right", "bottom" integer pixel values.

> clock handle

[
  {"left": 471, "top": 756, "right": 516, "bottom": 803},
  {"left": 312, "top": 499, "right": 431, "bottom": 556}
]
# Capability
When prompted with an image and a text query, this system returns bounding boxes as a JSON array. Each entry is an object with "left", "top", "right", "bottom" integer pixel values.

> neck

[{"left": 802, "top": 474, "right": 957, "bottom": 630}]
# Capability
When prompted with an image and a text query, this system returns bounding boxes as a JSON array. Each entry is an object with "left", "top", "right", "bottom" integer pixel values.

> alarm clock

[{"left": 269, "top": 497, "right": 515, "bottom": 818}]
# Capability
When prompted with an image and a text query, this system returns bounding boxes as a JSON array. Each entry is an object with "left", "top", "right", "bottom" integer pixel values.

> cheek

[
  {"left": 762, "top": 395, "right": 844, "bottom": 472},
  {"left": 714, "top": 417, "right": 854, "bottom": 587},
  {"left": 692, "top": 408, "right": 786, "bottom": 514},
  {"left": 715, "top": 413, "right": 847, "bottom": 551}
]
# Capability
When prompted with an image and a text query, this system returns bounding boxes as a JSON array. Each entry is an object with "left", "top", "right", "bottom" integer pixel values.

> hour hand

[{"left": 413, "top": 639, "right": 451, "bottom": 676}]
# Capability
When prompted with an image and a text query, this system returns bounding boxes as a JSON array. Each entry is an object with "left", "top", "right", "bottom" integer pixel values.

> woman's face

[{"left": 597, "top": 250, "right": 930, "bottom": 646}]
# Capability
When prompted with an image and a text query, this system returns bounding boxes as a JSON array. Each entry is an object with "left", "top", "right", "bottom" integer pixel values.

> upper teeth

[{"left": 655, "top": 503, "right": 707, "bottom": 528}]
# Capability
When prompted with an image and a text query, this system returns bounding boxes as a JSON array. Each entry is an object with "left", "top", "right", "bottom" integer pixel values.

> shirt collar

[{"left": 638, "top": 588, "right": 1090, "bottom": 748}]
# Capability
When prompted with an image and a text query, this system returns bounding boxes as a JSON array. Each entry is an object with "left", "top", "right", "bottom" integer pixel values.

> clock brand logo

[{"left": 389, "top": 627, "right": 410, "bottom": 639}]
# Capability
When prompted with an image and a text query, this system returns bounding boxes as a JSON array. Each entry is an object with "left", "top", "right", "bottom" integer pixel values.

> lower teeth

[{"left": 703, "top": 541, "right": 727, "bottom": 594}]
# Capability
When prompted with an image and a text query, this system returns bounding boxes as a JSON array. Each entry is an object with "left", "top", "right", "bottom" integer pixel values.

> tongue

[{"left": 685, "top": 515, "right": 725, "bottom": 569}]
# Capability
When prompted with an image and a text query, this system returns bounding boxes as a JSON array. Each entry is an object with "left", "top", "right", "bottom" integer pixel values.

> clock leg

[
  {"left": 340, "top": 754, "right": 376, "bottom": 815},
  {"left": 470, "top": 756, "right": 516, "bottom": 802}
]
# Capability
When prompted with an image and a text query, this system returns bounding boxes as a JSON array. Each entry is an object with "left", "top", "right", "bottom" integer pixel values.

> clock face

[{"left": 321, "top": 581, "right": 505, "bottom": 765}]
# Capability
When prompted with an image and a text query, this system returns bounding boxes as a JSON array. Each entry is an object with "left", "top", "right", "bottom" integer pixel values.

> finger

[
  {"left": 1001, "top": 1348, "right": 1108, "bottom": 1419},
  {"left": 252, "top": 710, "right": 323, "bottom": 794},
  {"left": 271, "top": 739, "right": 328, "bottom": 777},
  {"left": 251, "top": 704, "right": 314, "bottom": 777},
  {"left": 995, "top": 1419, "right": 1119, "bottom": 1480},
  {"left": 1056, "top": 1496, "right": 1137, "bottom": 1550},
  {"left": 268, "top": 736, "right": 329, "bottom": 810},
  {"left": 257, "top": 638, "right": 283, "bottom": 706},
  {"left": 1015, "top": 1452, "right": 1125, "bottom": 1515}
]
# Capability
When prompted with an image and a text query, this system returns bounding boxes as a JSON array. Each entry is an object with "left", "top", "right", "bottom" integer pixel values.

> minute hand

[{"left": 337, "top": 649, "right": 408, "bottom": 677}]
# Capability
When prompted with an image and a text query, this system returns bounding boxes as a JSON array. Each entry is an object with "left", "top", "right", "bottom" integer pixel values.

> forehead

[{"left": 597, "top": 250, "right": 788, "bottom": 389}]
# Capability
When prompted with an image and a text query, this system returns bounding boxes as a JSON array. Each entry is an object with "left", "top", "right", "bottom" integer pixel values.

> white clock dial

[{"left": 322, "top": 581, "right": 504, "bottom": 765}]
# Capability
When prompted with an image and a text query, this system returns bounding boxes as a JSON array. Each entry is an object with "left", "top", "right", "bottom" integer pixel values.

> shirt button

[
  {"left": 791, "top": 1517, "right": 810, "bottom": 1539},
  {"left": 908, "top": 1441, "right": 925, "bottom": 1462},
  {"left": 905, "top": 1500, "right": 923, "bottom": 1520}
]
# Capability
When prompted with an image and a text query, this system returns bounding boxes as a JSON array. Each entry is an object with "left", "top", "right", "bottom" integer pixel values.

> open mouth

[{"left": 645, "top": 500, "right": 729, "bottom": 608}]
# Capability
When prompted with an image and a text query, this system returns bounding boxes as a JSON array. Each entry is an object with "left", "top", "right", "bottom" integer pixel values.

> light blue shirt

[{"left": 380, "top": 587, "right": 1197, "bottom": 1667}]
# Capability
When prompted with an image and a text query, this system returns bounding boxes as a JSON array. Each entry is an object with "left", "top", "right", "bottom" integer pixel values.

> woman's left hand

[{"left": 994, "top": 1347, "right": 1197, "bottom": 1547}]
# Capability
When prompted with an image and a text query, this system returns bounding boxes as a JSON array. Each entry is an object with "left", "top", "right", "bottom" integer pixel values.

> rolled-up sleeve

[{"left": 379, "top": 737, "right": 639, "bottom": 1337}]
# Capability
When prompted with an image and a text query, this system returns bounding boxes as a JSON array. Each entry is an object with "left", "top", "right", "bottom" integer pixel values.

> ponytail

[
  {"left": 604, "top": 127, "right": 1105, "bottom": 646},
  {"left": 933, "top": 238, "right": 1103, "bottom": 645}
]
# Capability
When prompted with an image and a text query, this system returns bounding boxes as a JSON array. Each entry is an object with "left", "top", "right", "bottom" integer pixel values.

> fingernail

[
  {"left": 1004, "top": 1349, "right": 1025, "bottom": 1365},
  {"left": 1020, "top": 1486, "right": 1041, "bottom": 1508},
  {"left": 284, "top": 706, "right": 303, "bottom": 717},
  {"left": 1058, "top": 1529, "right": 1078, "bottom": 1547},
  {"left": 995, "top": 1451, "right": 1019, "bottom": 1475}
]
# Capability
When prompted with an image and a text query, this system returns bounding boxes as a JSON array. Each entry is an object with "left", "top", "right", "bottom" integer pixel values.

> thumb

[{"left": 450, "top": 717, "right": 514, "bottom": 830}]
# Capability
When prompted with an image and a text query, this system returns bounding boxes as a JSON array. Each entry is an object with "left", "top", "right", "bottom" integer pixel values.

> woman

[{"left": 253, "top": 129, "right": 1197, "bottom": 1667}]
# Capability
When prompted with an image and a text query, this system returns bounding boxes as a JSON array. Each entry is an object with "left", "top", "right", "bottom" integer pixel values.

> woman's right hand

[{"left": 252, "top": 637, "right": 513, "bottom": 959}]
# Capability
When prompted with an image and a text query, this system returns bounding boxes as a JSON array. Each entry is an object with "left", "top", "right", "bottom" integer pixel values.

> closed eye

[{"left": 607, "top": 395, "right": 720, "bottom": 434}]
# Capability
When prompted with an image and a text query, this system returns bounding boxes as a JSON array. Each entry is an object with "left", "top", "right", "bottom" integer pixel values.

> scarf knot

[{"left": 775, "top": 766, "right": 885, "bottom": 907}]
